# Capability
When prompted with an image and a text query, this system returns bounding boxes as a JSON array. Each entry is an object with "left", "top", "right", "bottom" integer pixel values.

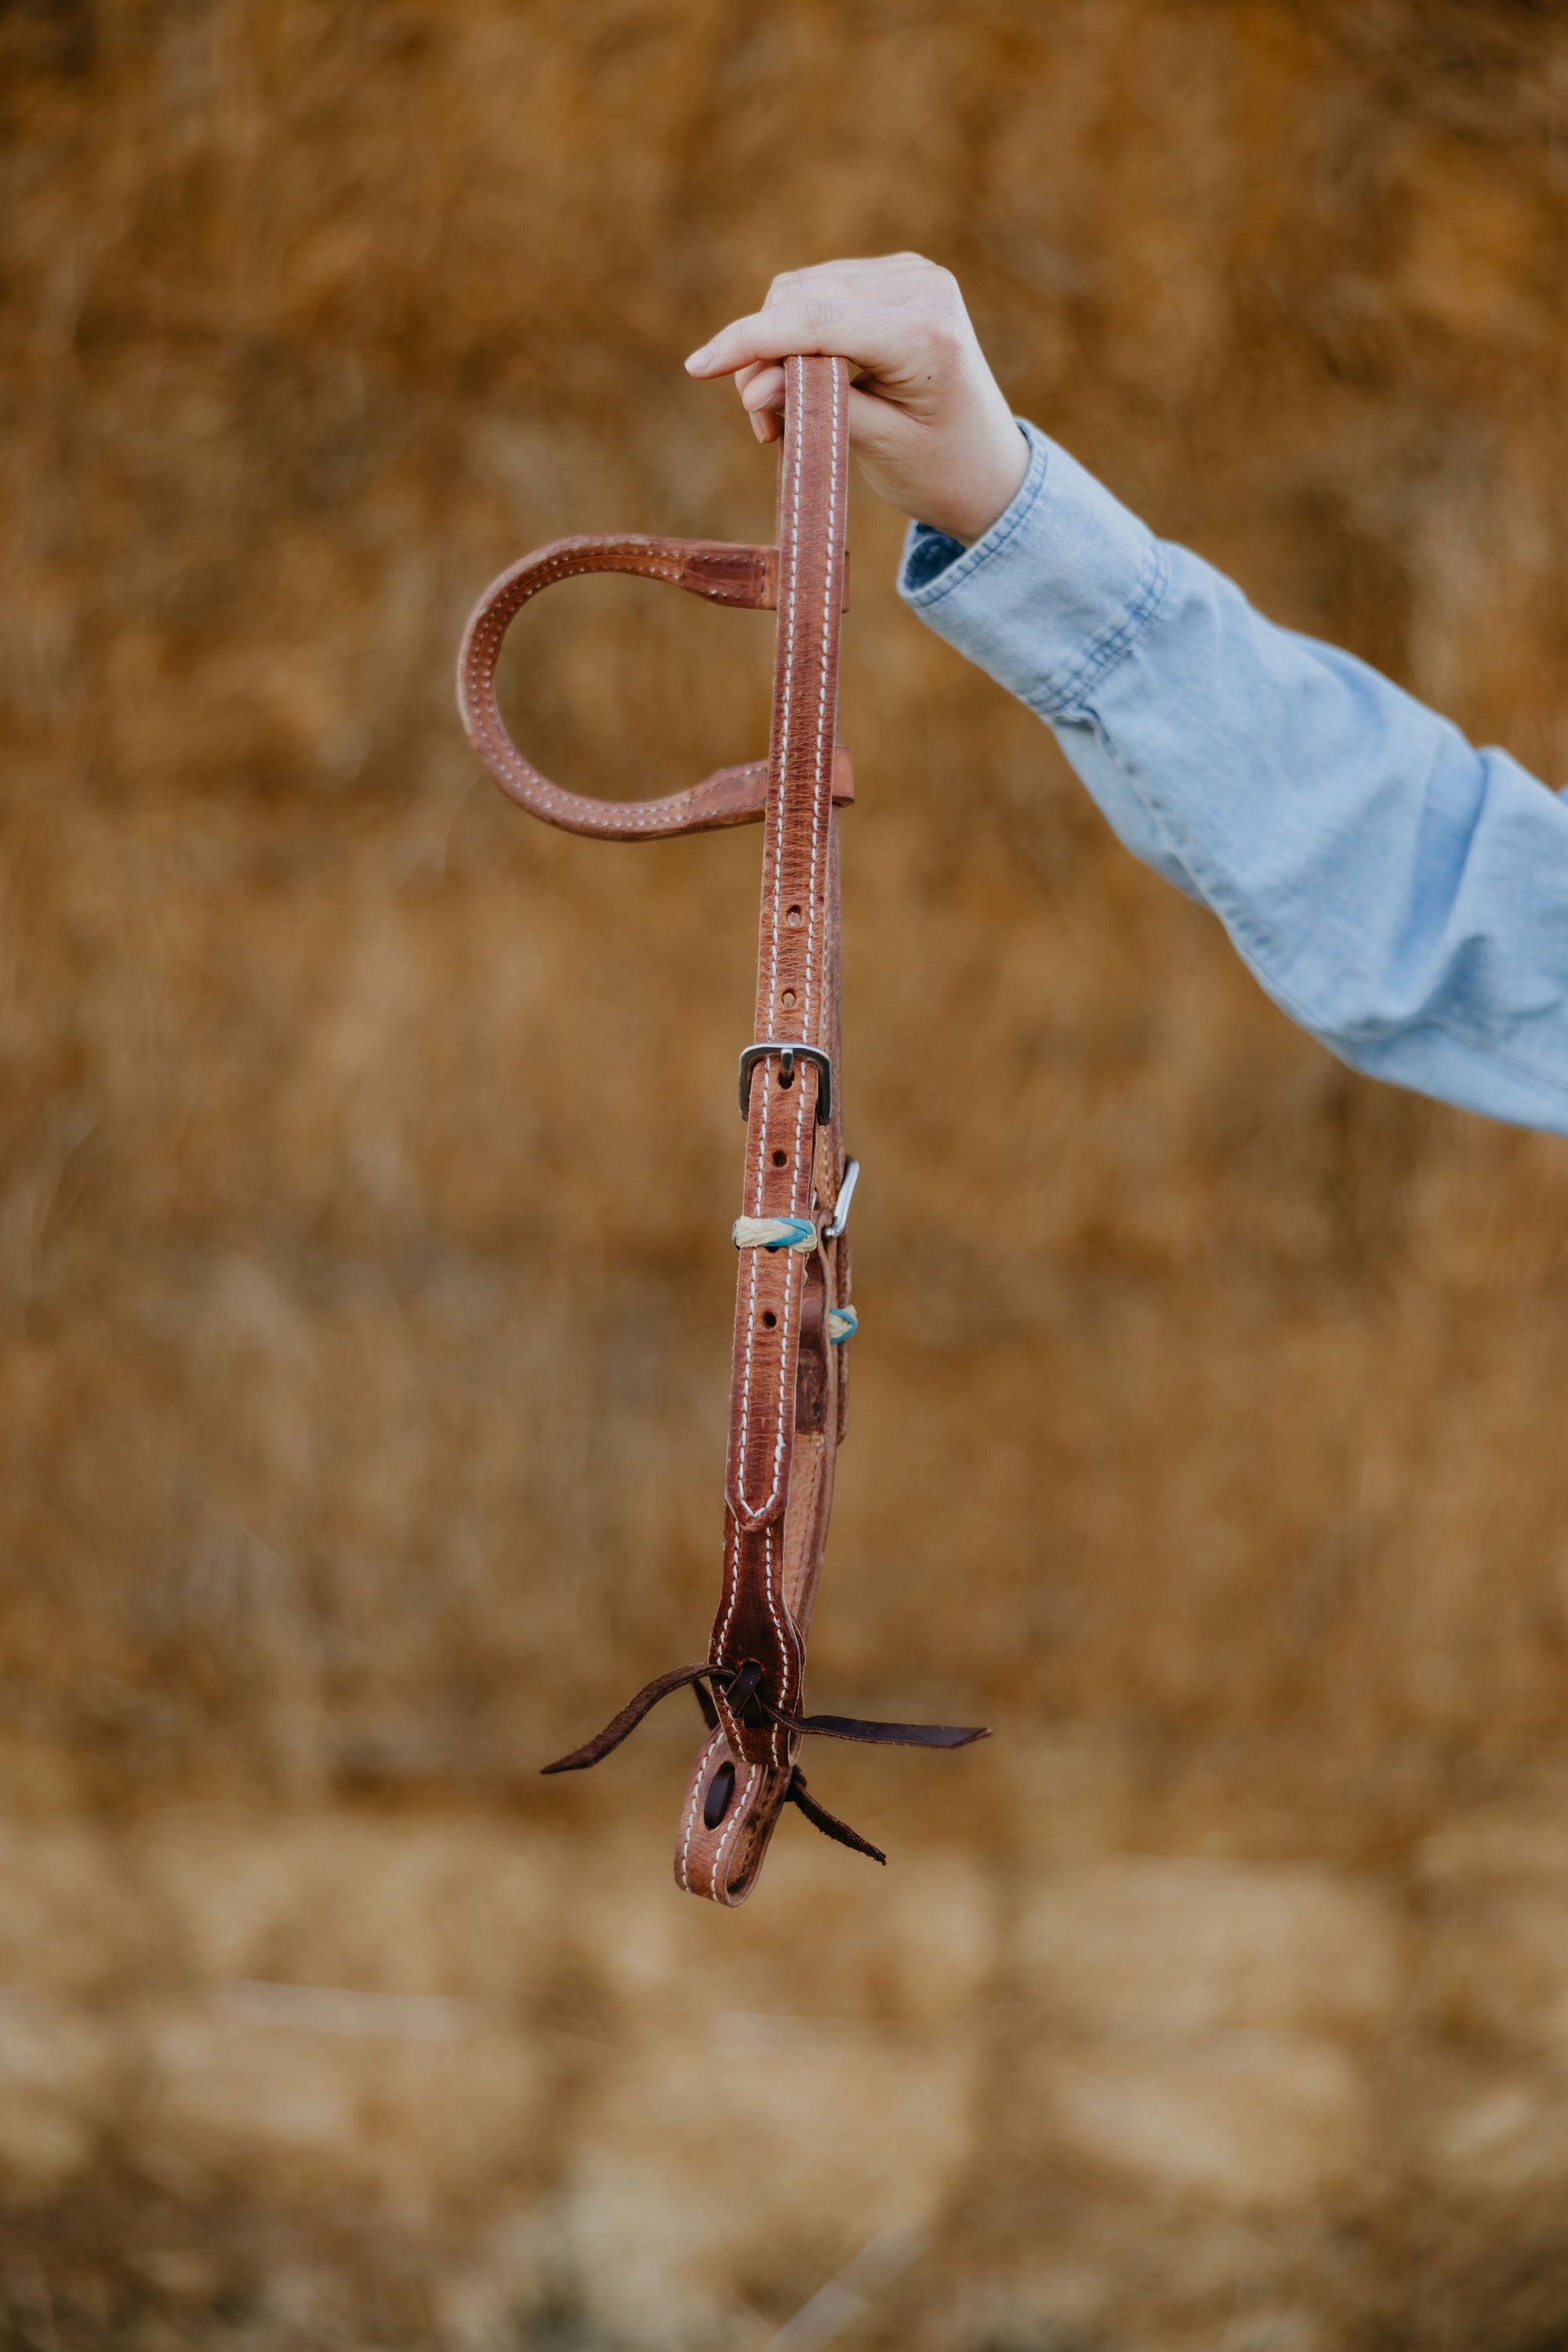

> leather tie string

[
  {"left": 539, "top": 1658, "right": 988, "bottom": 1865},
  {"left": 539, "top": 1659, "right": 989, "bottom": 1774}
]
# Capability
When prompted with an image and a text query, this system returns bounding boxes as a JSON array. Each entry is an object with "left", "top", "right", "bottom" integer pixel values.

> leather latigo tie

[{"left": 457, "top": 355, "right": 988, "bottom": 1905}]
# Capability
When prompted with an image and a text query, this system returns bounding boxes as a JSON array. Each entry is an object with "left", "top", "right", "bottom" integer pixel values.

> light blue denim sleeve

[{"left": 898, "top": 422, "right": 1568, "bottom": 1135}]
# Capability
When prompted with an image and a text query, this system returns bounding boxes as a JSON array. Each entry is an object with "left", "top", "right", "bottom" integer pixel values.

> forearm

[{"left": 901, "top": 426, "right": 1568, "bottom": 1134}]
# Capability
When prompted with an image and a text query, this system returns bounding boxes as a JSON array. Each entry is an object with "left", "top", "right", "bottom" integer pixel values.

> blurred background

[{"left": 3, "top": 2, "right": 1568, "bottom": 2345}]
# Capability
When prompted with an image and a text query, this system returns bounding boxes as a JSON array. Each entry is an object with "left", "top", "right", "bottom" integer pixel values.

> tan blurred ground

[{"left": 2, "top": 1, "right": 1568, "bottom": 2344}]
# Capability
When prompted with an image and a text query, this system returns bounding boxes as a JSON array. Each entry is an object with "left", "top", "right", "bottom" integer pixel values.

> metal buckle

[
  {"left": 738, "top": 1041, "right": 833, "bottom": 1125},
  {"left": 824, "top": 1157, "right": 859, "bottom": 1239}
]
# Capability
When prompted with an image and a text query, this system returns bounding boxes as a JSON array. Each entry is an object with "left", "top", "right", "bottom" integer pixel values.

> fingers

[
  {"left": 739, "top": 361, "right": 785, "bottom": 444},
  {"left": 745, "top": 381, "right": 902, "bottom": 451},
  {"left": 763, "top": 256, "right": 955, "bottom": 328},
  {"left": 688, "top": 256, "right": 978, "bottom": 476},
  {"left": 766, "top": 252, "right": 938, "bottom": 301},
  {"left": 739, "top": 364, "right": 786, "bottom": 416},
  {"left": 685, "top": 297, "right": 913, "bottom": 382}
]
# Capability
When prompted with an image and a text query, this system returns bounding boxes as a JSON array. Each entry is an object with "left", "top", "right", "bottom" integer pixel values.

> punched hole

[
  {"left": 771, "top": 1149, "right": 786, "bottom": 1167},
  {"left": 703, "top": 1762, "right": 735, "bottom": 1830},
  {"left": 781, "top": 988, "right": 797, "bottom": 1008},
  {"left": 762, "top": 1310, "right": 777, "bottom": 1329},
  {"left": 786, "top": 904, "right": 803, "bottom": 927}
]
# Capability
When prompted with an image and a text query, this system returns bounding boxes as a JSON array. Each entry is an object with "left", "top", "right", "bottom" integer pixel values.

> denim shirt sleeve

[{"left": 899, "top": 422, "right": 1568, "bottom": 1136}]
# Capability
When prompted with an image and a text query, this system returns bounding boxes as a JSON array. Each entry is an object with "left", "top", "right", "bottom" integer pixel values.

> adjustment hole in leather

[
  {"left": 786, "top": 904, "right": 803, "bottom": 927},
  {"left": 771, "top": 1149, "right": 787, "bottom": 1167},
  {"left": 703, "top": 1762, "right": 736, "bottom": 1830},
  {"left": 762, "top": 1310, "right": 777, "bottom": 1329},
  {"left": 781, "top": 988, "right": 797, "bottom": 1008}
]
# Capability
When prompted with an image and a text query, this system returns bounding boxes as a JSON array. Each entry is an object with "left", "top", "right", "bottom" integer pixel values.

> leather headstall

[{"left": 456, "top": 354, "right": 988, "bottom": 1906}]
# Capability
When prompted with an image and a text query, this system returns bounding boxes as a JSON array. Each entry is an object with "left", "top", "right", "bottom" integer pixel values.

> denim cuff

[{"left": 897, "top": 421, "right": 1169, "bottom": 720}]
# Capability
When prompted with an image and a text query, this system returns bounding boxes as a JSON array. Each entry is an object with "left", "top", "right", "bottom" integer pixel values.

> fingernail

[{"left": 684, "top": 344, "right": 711, "bottom": 372}]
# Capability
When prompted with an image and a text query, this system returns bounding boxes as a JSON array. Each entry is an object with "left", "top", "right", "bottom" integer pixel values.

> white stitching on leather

[
  {"left": 735, "top": 1210, "right": 800, "bottom": 1523},
  {"left": 713, "top": 1759, "right": 760, "bottom": 1901},
  {"left": 801, "top": 359, "right": 840, "bottom": 1047},
  {"left": 750, "top": 1001, "right": 773, "bottom": 1221},
  {"left": 763, "top": 360, "right": 804, "bottom": 1027},
  {"left": 677, "top": 1727, "right": 717, "bottom": 1892},
  {"left": 715, "top": 1508, "right": 742, "bottom": 1659},
  {"left": 714, "top": 1520, "right": 791, "bottom": 1764},
  {"left": 734, "top": 359, "right": 805, "bottom": 1525},
  {"left": 731, "top": 1056, "right": 774, "bottom": 1517},
  {"left": 735, "top": 361, "right": 838, "bottom": 1525},
  {"left": 760, "top": 1518, "right": 789, "bottom": 1763}
]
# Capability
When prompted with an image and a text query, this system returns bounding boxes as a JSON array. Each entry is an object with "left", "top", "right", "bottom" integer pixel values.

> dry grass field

[{"left": 3, "top": 1, "right": 1568, "bottom": 2344}]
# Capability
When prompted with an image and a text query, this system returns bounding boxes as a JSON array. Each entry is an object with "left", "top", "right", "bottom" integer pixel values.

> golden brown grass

[{"left": 2, "top": 2, "right": 1567, "bottom": 2344}]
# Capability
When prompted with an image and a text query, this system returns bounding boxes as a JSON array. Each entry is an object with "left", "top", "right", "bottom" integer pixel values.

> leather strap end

[
  {"left": 673, "top": 1732, "right": 796, "bottom": 1907},
  {"left": 770, "top": 1700, "right": 991, "bottom": 1750},
  {"left": 671, "top": 543, "right": 846, "bottom": 612},
  {"left": 676, "top": 542, "right": 775, "bottom": 607},
  {"left": 540, "top": 1663, "right": 717, "bottom": 1773},
  {"left": 787, "top": 1769, "right": 886, "bottom": 1864}
]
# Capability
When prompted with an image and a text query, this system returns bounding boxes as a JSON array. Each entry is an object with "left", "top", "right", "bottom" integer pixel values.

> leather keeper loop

[{"left": 458, "top": 534, "right": 853, "bottom": 840}]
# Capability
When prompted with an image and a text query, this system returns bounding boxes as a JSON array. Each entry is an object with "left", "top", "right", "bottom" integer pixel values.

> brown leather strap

[
  {"left": 457, "top": 534, "right": 852, "bottom": 840},
  {"left": 681, "top": 355, "right": 853, "bottom": 1903},
  {"left": 454, "top": 355, "right": 987, "bottom": 1911}
]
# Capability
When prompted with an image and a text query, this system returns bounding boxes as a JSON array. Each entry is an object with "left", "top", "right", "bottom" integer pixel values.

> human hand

[{"left": 685, "top": 253, "right": 1029, "bottom": 546}]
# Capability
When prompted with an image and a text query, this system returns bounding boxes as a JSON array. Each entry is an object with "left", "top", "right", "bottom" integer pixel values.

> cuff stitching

[
  {"left": 1023, "top": 536, "right": 1172, "bottom": 722},
  {"left": 902, "top": 424, "right": 1051, "bottom": 612}
]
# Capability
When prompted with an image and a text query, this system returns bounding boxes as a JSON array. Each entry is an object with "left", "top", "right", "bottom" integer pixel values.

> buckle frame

[{"left": 738, "top": 1041, "right": 833, "bottom": 1125}]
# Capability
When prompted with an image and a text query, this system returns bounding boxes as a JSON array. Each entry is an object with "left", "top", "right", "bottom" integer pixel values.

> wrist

[{"left": 920, "top": 422, "right": 1031, "bottom": 546}]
